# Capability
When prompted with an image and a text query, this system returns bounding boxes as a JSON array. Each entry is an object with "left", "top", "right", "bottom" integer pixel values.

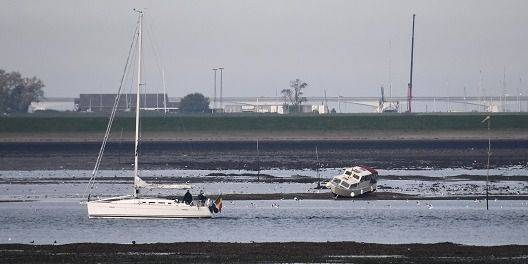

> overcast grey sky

[{"left": 1, "top": 0, "right": 527, "bottom": 98}]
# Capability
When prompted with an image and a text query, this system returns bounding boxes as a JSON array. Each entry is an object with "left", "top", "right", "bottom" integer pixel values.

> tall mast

[
  {"left": 316, "top": 146, "right": 321, "bottom": 188},
  {"left": 388, "top": 40, "right": 392, "bottom": 98},
  {"left": 219, "top": 67, "right": 224, "bottom": 110},
  {"left": 407, "top": 14, "right": 415, "bottom": 113},
  {"left": 133, "top": 9, "right": 143, "bottom": 197},
  {"left": 162, "top": 69, "right": 167, "bottom": 114},
  {"left": 212, "top": 68, "right": 218, "bottom": 110},
  {"left": 256, "top": 137, "right": 260, "bottom": 182}
]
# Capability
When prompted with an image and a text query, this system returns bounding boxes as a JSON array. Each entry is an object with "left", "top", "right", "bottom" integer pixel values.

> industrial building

[
  {"left": 224, "top": 104, "right": 286, "bottom": 114},
  {"left": 224, "top": 104, "right": 328, "bottom": 114},
  {"left": 74, "top": 93, "right": 179, "bottom": 112}
]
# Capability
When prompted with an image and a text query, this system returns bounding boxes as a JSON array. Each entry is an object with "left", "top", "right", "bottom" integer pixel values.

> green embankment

[{"left": 1, "top": 113, "right": 527, "bottom": 133}]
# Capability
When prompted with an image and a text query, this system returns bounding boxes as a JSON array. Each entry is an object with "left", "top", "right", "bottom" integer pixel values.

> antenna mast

[
  {"left": 407, "top": 14, "right": 416, "bottom": 113},
  {"left": 133, "top": 9, "right": 143, "bottom": 197},
  {"left": 256, "top": 138, "right": 260, "bottom": 181}
]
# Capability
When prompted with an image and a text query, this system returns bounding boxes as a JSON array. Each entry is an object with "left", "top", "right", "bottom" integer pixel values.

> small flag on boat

[{"left": 215, "top": 197, "right": 223, "bottom": 213}]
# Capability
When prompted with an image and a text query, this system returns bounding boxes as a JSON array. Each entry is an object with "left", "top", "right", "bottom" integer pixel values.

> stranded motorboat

[{"left": 326, "top": 166, "right": 378, "bottom": 197}]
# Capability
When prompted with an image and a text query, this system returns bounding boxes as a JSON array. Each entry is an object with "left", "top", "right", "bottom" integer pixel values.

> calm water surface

[
  {"left": 1, "top": 167, "right": 527, "bottom": 246},
  {"left": 1, "top": 199, "right": 527, "bottom": 246}
]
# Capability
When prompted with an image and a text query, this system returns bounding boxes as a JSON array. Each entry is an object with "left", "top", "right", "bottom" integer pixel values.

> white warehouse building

[{"left": 224, "top": 104, "right": 328, "bottom": 114}]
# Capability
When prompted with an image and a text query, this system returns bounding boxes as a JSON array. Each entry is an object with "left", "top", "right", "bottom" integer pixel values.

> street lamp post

[
  {"left": 212, "top": 68, "right": 218, "bottom": 111},
  {"left": 218, "top": 67, "right": 224, "bottom": 110}
]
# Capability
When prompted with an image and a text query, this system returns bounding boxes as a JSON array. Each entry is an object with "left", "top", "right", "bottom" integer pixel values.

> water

[
  {"left": 0, "top": 199, "right": 527, "bottom": 245},
  {"left": 1, "top": 167, "right": 527, "bottom": 201},
  {"left": 1, "top": 167, "right": 527, "bottom": 245},
  {"left": 2, "top": 166, "right": 528, "bottom": 180},
  {"left": 378, "top": 165, "right": 528, "bottom": 177}
]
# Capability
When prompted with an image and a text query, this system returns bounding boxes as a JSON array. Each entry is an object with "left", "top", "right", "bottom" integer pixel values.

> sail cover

[{"left": 135, "top": 176, "right": 192, "bottom": 190}]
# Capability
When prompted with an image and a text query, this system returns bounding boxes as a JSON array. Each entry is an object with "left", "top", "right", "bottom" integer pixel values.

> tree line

[
  {"left": 0, "top": 69, "right": 45, "bottom": 113},
  {"left": 0, "top": 70, "right": 309, "bottom": 114}
]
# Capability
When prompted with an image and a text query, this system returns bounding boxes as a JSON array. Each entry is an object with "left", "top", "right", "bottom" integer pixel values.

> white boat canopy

[{"left": 134, "top": 176, "right": 192, "bottom": 190}]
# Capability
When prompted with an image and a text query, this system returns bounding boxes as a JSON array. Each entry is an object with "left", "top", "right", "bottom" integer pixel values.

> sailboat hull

[{"left": 87, "top": 198, "right": 213, "bottom": 219}]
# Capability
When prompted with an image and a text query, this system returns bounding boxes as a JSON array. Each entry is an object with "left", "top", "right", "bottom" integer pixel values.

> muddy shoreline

[
  {"left": 1, "top": 139, "right": 527, "bottom": 170},
  {"left": 2, "top": 174, "right": 527, "bottom": 184},
  {"left": 2, "top": 128, "right": 528, "bottom": 142},
  {"left": 200, "top": 191, "right": 528, "bottom": 201},
  {"left": 1, "top": 242, "right": 527, "bottom": 263},
  {"left": 3, "top": 192, "right": 526, "bottom": 202}
]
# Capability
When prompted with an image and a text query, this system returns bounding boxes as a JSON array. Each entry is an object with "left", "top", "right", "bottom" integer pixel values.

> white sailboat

[{"left": 86, "top": 10, "right": 217, "bottom": 219}]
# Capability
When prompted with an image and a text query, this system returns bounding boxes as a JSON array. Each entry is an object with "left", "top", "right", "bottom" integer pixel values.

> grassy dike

[{"left": 1, "top": 113, "right": 527, "bottom": 141}]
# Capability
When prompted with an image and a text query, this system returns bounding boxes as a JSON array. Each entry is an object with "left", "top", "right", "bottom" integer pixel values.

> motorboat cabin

[{"left": 326, "top": 166, "right": 378, "bottom": 197}]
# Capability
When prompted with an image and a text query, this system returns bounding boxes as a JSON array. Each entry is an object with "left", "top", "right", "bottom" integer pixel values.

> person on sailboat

[
  {"left": 183, "top": 190, "right": 193, "bottom": 204},
  {"left": 197, "top": 190, "right": 207, "bottom": 206}
]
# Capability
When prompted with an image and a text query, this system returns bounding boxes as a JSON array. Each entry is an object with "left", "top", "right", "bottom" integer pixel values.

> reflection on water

[{"left": 0, "top": 199, "right": 527, "bottom": 245}]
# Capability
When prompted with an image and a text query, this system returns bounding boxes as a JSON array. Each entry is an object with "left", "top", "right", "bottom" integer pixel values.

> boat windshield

[
  {"left": 340, "top": 182, "right": 350, "bottom": 188},
  {"left": 345, "top": 171, "right": 352, "bottom": 176},
  {"left": 332, "top": 178, "right": 342, "bottom": 184}
]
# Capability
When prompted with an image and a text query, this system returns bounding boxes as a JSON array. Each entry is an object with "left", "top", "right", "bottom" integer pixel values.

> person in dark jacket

[
  {"left": 197, "top": 190, "right": 207, "bottom": 205},
  {"left": 183, "top": 190, "right": 193, "bottom": 204}
]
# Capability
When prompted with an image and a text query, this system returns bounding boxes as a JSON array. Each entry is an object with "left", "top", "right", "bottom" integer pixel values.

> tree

[
  {"left": 0, "top": 70, "right": 9, "bottom": 113},
  {"left": 0, "top": 69, "right": 45, "bottom": 113},
  {"left": 281, "top": 79, "right": 308, "bottom": 113},
  {"left": 179, "top": 93, "right": 210, "bottom": 113}
]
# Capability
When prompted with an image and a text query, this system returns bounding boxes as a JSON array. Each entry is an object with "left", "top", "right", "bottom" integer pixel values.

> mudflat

[
  {"left": 1, "top": 242, "right": 527, "bottom": 263},
  {"left": 1, "top": 129, "right": 528, "bottom": 143},
  {"left": 1, "top": 138, "right": 526, "bottom": 170}
]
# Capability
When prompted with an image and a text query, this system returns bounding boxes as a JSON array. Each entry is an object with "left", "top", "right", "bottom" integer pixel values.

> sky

[{"left": 1, "top": 0, "right": 527, "bottom": 99}]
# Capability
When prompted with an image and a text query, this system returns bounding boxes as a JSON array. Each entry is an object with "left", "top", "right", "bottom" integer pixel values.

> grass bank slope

[
  {"left": 2, "top": 113, "right": 528, "bottom": 133},
  {"left": 1, "top": 113, "right": 527, "bottom": 142}
]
